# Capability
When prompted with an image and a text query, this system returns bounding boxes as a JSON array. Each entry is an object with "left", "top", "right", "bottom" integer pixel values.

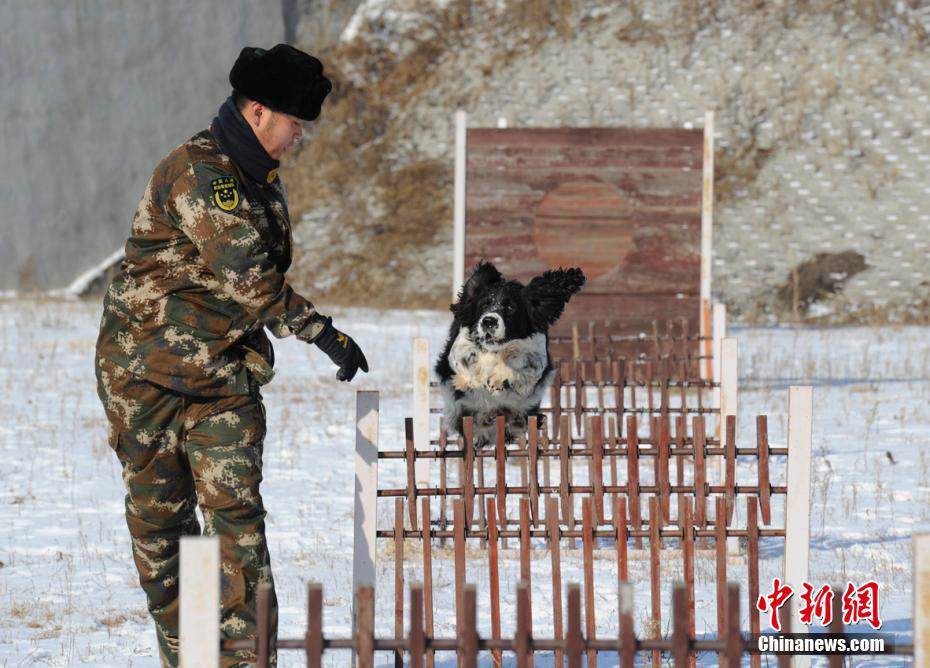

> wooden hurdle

[
  {"left": 363, "top": 378, "right": 816, "bottom": 668},
  {"left": 178, "top": 538, "right": 920, "bottom": 666},
  {"left": 175, "top": 386, "right": 923, "bottom": 667}
]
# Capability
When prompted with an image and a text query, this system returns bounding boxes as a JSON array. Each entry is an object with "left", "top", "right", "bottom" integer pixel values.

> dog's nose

[{"left": 481, "top": 316, "right": 498, "bottom": 331}]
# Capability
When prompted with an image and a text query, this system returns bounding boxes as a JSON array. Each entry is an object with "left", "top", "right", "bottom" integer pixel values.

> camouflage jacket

[{"left": 95, "top": 130, "right": 325, "bottom": 396}]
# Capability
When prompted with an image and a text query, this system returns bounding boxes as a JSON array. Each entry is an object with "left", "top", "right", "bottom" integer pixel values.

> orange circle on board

[{"left": 533, "top": 179, "right": 635, "bottom": 281}]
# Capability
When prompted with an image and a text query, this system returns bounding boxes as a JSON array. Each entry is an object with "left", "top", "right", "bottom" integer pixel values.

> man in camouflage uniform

[{"left": 95, "top": 44, "right": 367, "bottom": 667}]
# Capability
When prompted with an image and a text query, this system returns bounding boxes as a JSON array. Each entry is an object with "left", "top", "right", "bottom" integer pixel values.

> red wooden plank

[
  {"left": 453, "top": 499, "right": 466, "bottom": 637},
  {"left": 777, "top": 605, "right": 792, "bottom": 668},
  {"left": 486, "top": 498, "right": 502, "bottom": 668},
  {"left": 439, "top": 419, "right": 448, "bottom": 548},
  {"left": 546, "top": 497, "right": 564, "bottom": 668},
  {"left": 645, "top": 362, "right": 654, "bottom": 413},
  {"left": 693, "top": 417, "right": 706, "bottom": 528},
  {"left": 671, "top": 585, "right": 689, "bottom": 668},
  {"left": 619, "top": 581, "right": 635, "bottom": 668},
  {"left": 476, "top": 444, "right": 487, "bottom": 549},
  {"left": 582, "top": 498, "right": 597, "bottom": 668},
  {"left": 410, "top": 586, "right": 425, "bottom": 668},
  {"left": 551, "top": 364, "right": 562, "bottom": 441},
  {"left": 542, "top": 497, "right": 563, "bottom": 668},
  {"left": 725, "top": 585, "right": 741, "bottom": 668},
  {"left": 496, "top": 416, "right": 507, "bottom": 537},
  {"left": 306, "top": 583, "right": 323, "bottom": 668},
  {"left": 574, "top": 363, "right": 584, "bottom": 433},
  {"left": 681, "top": 499, "right": 696, "bottom": 668},
  {"left": 356, "top": 586, "right": 374, "bottom": 668},
  {"left": 608, "top": 414, "right": 619, "bottom": 492},
  {"left": 516, "top": 583, "right": 532, "bottom": 668},
  {"left": 725, "top": 415, "right": 736, "bottom": 524},
  {"left": 626, "top": 415, "right": 642, "bottom": 549},
  {"left": 406, "top": 418, "right": 418, "bottom": 532},
  {"left": 463, "top": 417, "right": 475, "bottom": 528},
  {"left": 421, "top": 498, "right": 435, "bottom": 668},
  {"left": 651, "top": 320, "right": 662, "bottom": 366},
  {"left": 520, "top": 498, "right": 533, "bottom": 636},
  {"left": 649, "top": 497, "right": 661, "bottom": 668},
  {"left": 614, "top": 496, "right": 629, "bottom": 582},
  {"left": 757, "top": 415, "right": 772, "bottom": 525},
  {"left": 542, "top": 429, "right": 552, "bottom": 502},
  {"left": 559, "top": 414, "right": 574, "bottom": 547},
  {"left": 566, "top": 585, "right": 583, "bottom": 668},
  {"left": 466, "top": 127, "right": 703, "bottom": 149},
  {"left": 628, "top": 362, "right": 638, "bottom": 416},
  {"left": 528, "top": 417, "right": 540, "bottom": 526},
  {"left": 747, "top": 497, "right": 761, "bottom": 668},
  {"left": 395, "top": 498, "right": 405, "bottom": 668},
  {"left": 614, "top": 359, "right": 625, "bottom": 430},
  {"left": 462, "top": 586, "right": 479, "bottom": 668},
  {"left": 675, "top": 415, "right": 686, "bottom": 530},
  {"left": 658, "top": 416, "right": 671, "bottom": 524},
  {"left": 591, "top": 414, "right": 605, "bottom": 523},
  {"left": 715, "top": 497, "right": 727, "bottom": 640},
  {"left": 828, "top": 594, "right": 845, "bottom": 668}
]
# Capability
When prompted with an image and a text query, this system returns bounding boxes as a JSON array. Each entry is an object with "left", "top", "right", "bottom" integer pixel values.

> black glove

[{"left": 313, "top": 316, "right": 369, "bottom": 382}]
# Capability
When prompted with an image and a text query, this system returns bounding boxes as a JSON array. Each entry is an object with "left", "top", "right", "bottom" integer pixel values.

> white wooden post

[
  {"left": 719, "top": 336, "right": 739, "bottom": 554},
  {"left": 700, "top": 110, "right": 715, "bottom": 381},
  {"left": 711, "top": 302, "right": 726, "bottom": 434},
  {"left": 412, "top": 338, "right": 432, "bottom": 487},
  {"left": 179, "top": 536, "right": 219, "bottom": 668},
  {"left": 719, "top": 336, "right": 737, "bottom": 467},
  {"left": 784, "top": 386, "right": 813, "bottom": 668},
  {"left": 453, "top": 109, "right": 467, "bottom": 302},
  {"left": 352, "top": 390, "right": 380, "bottom": 659},
  {"left": 915, "top": 533, "right": 930, "bottom": 667}
]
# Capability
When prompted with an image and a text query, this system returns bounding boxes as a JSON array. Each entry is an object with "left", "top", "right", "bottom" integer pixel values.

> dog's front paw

[
  {"left": 453, "top": 370, "right": 475, "bottom": 391},
  {"left": 487, "top": 366, "right": 515, "bottom": 394}
]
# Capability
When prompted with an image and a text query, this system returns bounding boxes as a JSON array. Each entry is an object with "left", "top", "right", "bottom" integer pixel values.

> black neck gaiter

[{"left": 210, "top": 97, "right": 280, "bottom": 184}]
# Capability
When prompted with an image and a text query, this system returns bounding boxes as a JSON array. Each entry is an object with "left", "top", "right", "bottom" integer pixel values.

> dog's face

[{"left": 452, "top": 262, "right": 586, "bottom": 348}]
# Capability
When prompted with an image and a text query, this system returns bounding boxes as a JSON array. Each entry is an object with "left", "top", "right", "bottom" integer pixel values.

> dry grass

[{"left": 281, "top": 0, "right": 592, "bottom": 309}]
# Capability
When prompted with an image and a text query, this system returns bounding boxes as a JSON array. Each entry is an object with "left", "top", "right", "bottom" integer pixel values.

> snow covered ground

[{"left": 0, "top": 297, "right": 927, "bottom": 666}]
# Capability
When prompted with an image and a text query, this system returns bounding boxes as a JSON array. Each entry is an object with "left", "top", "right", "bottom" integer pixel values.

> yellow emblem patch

[
  {"left": 211, "top": 176, "right": 240, "bottom": 212},
  {"left": 336, "top": 333, "right": 348, "bottom": 349}
]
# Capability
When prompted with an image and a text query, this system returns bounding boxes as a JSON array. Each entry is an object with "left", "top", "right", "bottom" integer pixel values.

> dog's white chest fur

[
  {"left": 440, "top": 327, "right": 553, "bottom": 445},
  {"left": 448, "top": 327, "right": 547, "bottom": 396}
]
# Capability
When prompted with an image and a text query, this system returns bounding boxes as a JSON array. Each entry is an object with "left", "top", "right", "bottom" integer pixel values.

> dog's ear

[
  {"left": 523, "top": 267, "right": 586, "bottom": 328},
  {"left": 452, "top": 262, "right": 503, "bottom": 315}
]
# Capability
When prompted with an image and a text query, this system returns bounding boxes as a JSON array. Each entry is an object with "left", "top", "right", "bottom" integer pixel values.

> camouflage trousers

[{"left": 95, "top": 357, "right": 278, "bottom": 667}]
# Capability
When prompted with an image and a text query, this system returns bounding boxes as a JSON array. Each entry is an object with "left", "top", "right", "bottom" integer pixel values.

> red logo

[
  {"left": 756, "top": 577, "right": 793, "bottom": 631},
  {"left": 757, "top": 580, "right": 881, "bottom": 630},
  {"left": 842, "top": 581, "right": 882, "bottom": 630},
  {"left": 798, "top": 583, "right": 834, "bottom": 626}
]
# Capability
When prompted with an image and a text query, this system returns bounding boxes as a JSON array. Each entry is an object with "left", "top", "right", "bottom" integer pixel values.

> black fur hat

[{"left": 229, "top": 44, "right": 332, "bottom": 121}]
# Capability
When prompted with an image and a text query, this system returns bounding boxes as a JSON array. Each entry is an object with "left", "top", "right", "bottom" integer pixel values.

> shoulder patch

[{"left": 210, "top": 176, "right": 240, "bottom": 212}]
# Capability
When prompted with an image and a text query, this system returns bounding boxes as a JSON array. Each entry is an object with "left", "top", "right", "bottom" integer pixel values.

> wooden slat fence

[
  {"left": 178, "top": 536, "right": 920, "bottom": 666},
  {"left": 376, "top": 407, "right": 784, "bottom": 667}
]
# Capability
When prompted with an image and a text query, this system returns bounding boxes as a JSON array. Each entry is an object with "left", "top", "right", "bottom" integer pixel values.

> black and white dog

[{"left": 435, "top": 262, "right": 586, "bottom": 447}]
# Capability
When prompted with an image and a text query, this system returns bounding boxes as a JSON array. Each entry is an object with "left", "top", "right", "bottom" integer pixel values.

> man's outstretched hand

[{"left": 313, "top": 317, "right": 369, "bottom": 382}]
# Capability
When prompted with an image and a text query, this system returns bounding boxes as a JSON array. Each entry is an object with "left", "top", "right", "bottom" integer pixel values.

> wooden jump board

[{"left": 464, "top": 127, "right": 703, "bottom": 336}]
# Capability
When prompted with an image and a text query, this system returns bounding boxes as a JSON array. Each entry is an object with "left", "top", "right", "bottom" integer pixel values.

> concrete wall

[{"left": 0, "top": 1, "right": 285, "bottom": 290}]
